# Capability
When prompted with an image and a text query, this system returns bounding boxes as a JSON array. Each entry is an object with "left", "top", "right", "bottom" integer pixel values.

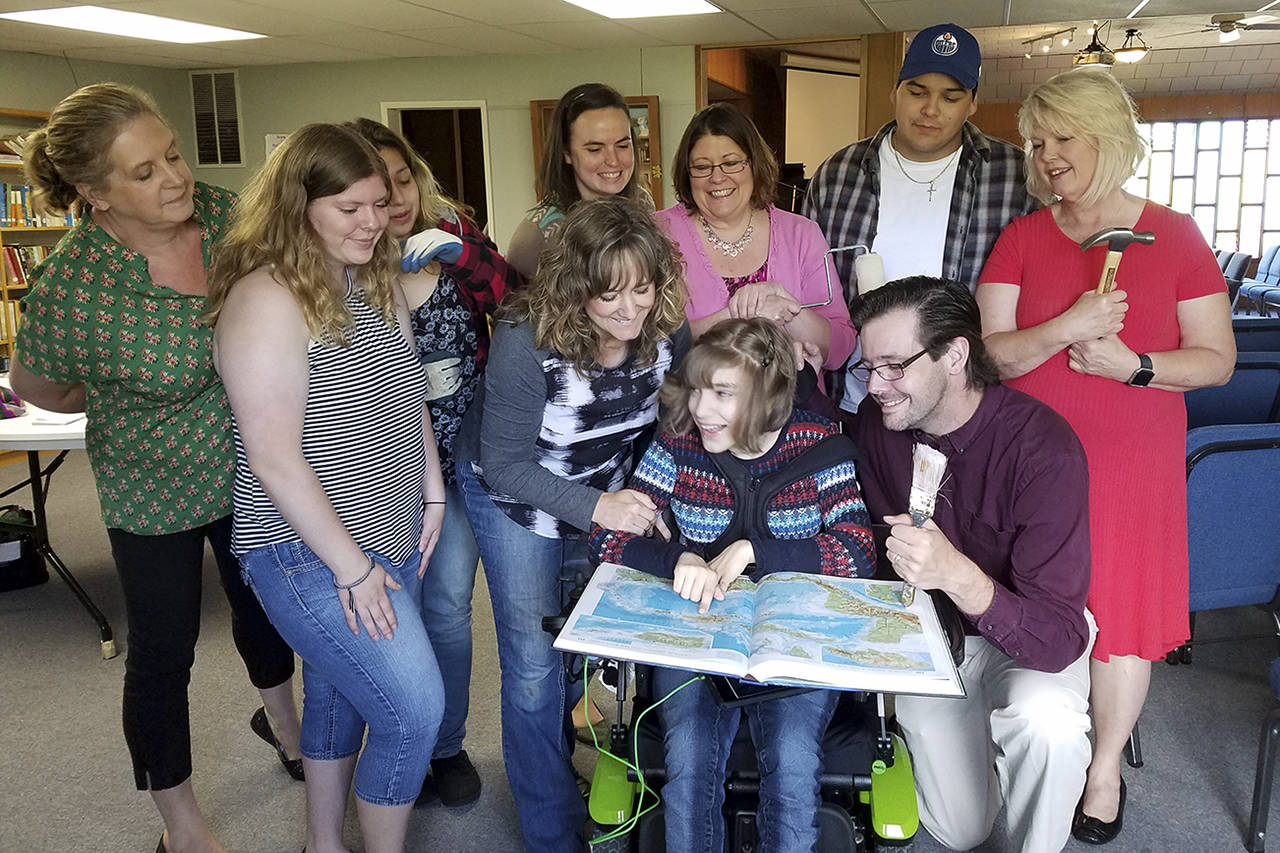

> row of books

[
  {"left": 2, "top": 183, "right": 74, "bottom": 228},
  {"left": 3, "top": 243, "right": 49, "bottom": 287},
  {"left": 0, "top": 299, "right": 20, "bottom": 342},
  {"left": 0, "top": 133, "right": 25, "bottom": 167}
]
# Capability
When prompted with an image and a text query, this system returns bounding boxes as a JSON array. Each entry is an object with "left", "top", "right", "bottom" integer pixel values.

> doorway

[
  {"left": 701, "top": 41, "right": 860, "bottom": 211},
  {"left": 382, "top": 101, "right": 494, "bottom": 233}
]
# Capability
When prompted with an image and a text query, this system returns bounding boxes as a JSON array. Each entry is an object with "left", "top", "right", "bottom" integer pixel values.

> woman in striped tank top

[{"left": 206, "top": 124, "right": 447, "bottom": 853}]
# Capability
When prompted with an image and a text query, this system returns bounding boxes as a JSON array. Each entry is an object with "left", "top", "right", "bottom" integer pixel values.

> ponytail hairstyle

[{"left": 23, "top": 82, "right": 171, "bottom": 215}]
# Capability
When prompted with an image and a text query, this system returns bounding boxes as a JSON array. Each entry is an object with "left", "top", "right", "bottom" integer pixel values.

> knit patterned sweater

[{"left": 588, "top": 410, "right": 876, "bottom": 580}]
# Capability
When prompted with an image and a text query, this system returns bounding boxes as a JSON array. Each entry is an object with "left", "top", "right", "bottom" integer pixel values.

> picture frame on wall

[{"left": 529, "top": 95, "right": 662, "bottom": 208}]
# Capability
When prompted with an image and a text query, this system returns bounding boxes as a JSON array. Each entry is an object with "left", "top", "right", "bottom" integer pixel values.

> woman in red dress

[{"left": 976, "top": 68, "right": 1235, "bottom": 846}]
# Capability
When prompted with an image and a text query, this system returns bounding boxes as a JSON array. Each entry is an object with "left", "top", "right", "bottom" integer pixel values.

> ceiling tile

[
  {"left": 61, "top": 46, "right": 203, "bottom": 66},
  {"left": 505, "top": 20, "right": 665, "bottom": 50},
  {"left": 400, "top": 24, "right": 562, "bottom": 55},
  {"left": 735, "top": 5, "right": 886, "bottom": 40},
  {"left": 401, "top": 0, "right": 600, "bottom": 26},
  {"left": 303, "top": 27, "right": 471, "bottom": 57},
  {"left": 110, "top": 0, "right": 353, "bottom": 37},
  {"left": 870, "top": 0, "right": 1008, "bottom": 30},
  {"left": 198, "top": 0, "right": 470, "bottom": 29},
  {"left": 619, "top": 13, "right": 773, "bottom": 44}
]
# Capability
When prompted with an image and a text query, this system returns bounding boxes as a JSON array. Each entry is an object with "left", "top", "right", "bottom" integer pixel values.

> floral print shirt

[{"left": 17, "top": 182, "right": 236, "bottom": 535}]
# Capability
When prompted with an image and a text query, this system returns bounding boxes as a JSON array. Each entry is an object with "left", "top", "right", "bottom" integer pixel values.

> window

[{"left": 1126, "top": 118, "right": 1280, "bottom": 257}]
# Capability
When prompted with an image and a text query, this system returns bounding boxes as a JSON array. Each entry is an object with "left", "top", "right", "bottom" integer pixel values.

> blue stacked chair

[
  {"left": 1239, "top": 247, "right": 1280, "bottom": 314},
  {"left": 1236, "top": 319, "right": 1280, "bottom": 353},
  {"left": 1185, "top": 353, "right": 1280, "bottom": 429}
]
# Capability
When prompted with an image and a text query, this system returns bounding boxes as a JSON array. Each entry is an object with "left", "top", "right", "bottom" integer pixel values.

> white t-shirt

[
  {"left": 872, "top": 132, "right": 959, "bottom": 282},
  {"left": 840, "top": 133, "right": 961, "bottom": 413}
]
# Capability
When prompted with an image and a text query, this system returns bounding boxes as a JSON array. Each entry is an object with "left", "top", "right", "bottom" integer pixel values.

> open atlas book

[{"left": 553, "top": 563, "right": 965, "bottom": 697}]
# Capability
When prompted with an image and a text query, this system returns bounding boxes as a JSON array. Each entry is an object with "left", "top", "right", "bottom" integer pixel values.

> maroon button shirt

[{"left": 852, "top": 383, "right": 1091, "bottom": 673}]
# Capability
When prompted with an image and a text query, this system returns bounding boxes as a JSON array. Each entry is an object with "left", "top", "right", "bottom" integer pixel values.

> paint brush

[{"left": 901, "top": 443, "right": 948, "bottom": 606}]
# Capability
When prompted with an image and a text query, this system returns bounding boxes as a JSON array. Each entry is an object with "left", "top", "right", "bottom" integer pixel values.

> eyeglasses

[
  {"left": 689, "top": 159, "right": 749, "bottom": 179},
  {"left": 848, "top": 348, "right": 930, "bottom": 383}
]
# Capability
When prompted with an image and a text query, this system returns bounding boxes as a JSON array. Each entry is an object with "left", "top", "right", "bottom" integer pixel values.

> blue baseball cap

[{"left": 899, "top": 23, "right": 981, "bottom": 92}]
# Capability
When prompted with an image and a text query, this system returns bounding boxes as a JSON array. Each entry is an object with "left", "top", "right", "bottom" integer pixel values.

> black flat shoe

[
  {"left": 156, "top": 834, "right": 166, "bottom": 853},
  {"left": 1072, "top": 778, "right": 1126, "bottom": 845},
  {"left": 250, "top": 706, "right": 305, "bottom": 782}
]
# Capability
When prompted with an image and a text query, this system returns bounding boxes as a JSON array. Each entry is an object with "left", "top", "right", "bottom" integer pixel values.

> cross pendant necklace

[{"left": 890, "top": 140, "right": 960, "bottom": 203}]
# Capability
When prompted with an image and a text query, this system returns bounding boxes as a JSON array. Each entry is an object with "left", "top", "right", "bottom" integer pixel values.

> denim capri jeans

[{"left": 240, "top": 539, "right": 444, "bottom": 806}]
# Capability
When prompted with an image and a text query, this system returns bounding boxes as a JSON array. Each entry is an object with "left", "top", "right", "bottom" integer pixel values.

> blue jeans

[
  {"left": 417, "top": 480, "right": 480, "bottom": 759},
  {"left": 240, "top": 540, "right": 444, "bottom": 806},
  {"left": 458, "top": 462, "right": 587, "bottom": 853},
  {"left": 653, "top": 667, "right": 839, "bottom": 853}
]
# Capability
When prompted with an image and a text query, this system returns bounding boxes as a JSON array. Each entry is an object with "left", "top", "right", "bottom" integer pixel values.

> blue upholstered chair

[
  {"left": 1167, "top": 424, "right": 1280, "bottom": 666},
  {"left": 1240, "top": 247, "right": 1280, "bottom": 313},
  {"left": 1236, "top": 319, "right": 1280, "bottom": 353},
  {"left": 1185, "top": 353, "right": 1280, "bottom": 429}
]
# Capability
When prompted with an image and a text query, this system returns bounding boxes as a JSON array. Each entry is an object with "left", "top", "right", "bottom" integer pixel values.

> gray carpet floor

[{"left": 0, "top": 451, "right": 1272, "bottom": 852}]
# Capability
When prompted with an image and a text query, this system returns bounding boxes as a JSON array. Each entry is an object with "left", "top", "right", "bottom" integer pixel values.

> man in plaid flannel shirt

[{"left": 804, "top": 23, "right": 1036, "bottom": 412}]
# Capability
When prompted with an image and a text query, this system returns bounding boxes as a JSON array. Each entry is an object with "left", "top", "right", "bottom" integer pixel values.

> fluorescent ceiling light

[
  {"left": 561, "top": 0, "right": 720, "bottom": 18},
  {"left": 1126, "top": 0, "right": 1151, "bottom": 18},
  {"left": 0, "top": 6, "right": 266, "bottom": 43}
]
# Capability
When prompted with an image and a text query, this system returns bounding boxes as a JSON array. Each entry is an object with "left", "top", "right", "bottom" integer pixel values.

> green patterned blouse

[{"left": 17, "top": 182, "right": 236, "bottom": 535}]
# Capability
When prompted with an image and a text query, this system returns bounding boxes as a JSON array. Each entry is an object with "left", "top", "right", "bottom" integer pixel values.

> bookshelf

[{"left": 0, "top": 108, "right": 73, "bottom": 359}]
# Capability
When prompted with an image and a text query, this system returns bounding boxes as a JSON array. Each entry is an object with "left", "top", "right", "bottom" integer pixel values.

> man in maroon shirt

[{"left": 849, "top": 276, "right": 1093, "bottom": 853}]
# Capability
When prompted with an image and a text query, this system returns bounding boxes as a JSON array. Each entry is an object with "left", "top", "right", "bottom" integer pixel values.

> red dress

[{"left": 980, "top": 203, "right": 1226, "bottom": 661}]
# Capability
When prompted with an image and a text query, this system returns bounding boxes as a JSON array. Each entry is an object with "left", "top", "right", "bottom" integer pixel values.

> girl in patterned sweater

[{"left": 589, "top": 317, "right": 876, "bottom": 853}]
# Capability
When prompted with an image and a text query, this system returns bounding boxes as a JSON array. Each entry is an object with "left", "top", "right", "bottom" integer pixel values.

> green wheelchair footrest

[
  {"left": 589, "top": 751, "right": 639, "bottom": 826},
  {"left": 867, "top": 733, "right": 919, "bottom": 842}
]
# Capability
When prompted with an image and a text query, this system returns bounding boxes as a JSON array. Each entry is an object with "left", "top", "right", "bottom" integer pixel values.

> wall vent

[{"left": 190, "top": 70, "right": 242, "bottom": 166}]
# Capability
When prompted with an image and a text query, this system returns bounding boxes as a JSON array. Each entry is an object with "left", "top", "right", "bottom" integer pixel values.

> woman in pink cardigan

[{"left": 655, "top": 102, "right": 855, "bottom": 378}]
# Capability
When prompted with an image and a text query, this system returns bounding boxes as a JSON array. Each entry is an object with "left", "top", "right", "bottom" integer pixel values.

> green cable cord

[{"left": 586, "top": 667, "right": 705, "bottom": 846}]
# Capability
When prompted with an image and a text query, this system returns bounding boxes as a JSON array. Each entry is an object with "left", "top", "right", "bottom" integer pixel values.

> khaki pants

[{"left": 896, "top": 612, "right": 1097, "bottom": 853}]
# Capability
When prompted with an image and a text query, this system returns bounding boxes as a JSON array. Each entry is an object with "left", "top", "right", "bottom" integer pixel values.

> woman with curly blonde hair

[
  {"left": 456, "top": 196, "right": 688, "bottom": 852},
  {"left": 209, "top": 123, "right": 447, "bottom": 853}
]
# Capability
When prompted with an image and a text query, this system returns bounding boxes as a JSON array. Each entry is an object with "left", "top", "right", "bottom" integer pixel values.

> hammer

[{"left": 1080, "top": 227, "right": 1155, "bottom": 294}]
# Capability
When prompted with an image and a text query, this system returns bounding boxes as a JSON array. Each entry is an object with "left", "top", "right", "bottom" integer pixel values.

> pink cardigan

[{"left": 655, "top": 204, "right": 856, "bottom": 370}]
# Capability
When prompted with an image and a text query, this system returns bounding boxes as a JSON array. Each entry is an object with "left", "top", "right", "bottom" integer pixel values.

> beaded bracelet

[{"left": 333, "top": 554, "right": 375, "bottom": 612}]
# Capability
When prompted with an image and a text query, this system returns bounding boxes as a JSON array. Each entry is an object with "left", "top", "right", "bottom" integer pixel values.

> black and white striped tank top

[{"left": 231, "top": 276, "right": 428, "bottom": 562}]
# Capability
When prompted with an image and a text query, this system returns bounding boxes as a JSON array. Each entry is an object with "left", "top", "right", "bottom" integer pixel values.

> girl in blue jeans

[
  {"left": 348, "top": 117, "right": 526, "bottom": 807},
  {"left": 457, "top": 197, "right": 690, "bottom": 852},
  {"left": 208, "top": 124, "right": 447, "bottom": 853},
  {"left": 589, "top": 318, "right": 878, "bottom": 852}
]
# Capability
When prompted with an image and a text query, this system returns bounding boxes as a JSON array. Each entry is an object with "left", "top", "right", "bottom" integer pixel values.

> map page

[{"left": 554, "top": 563, "right": 964, "bottom": 697}]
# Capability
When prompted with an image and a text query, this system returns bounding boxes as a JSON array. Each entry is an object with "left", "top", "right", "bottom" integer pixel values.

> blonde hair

[
  {"left": 206, "top": 123, "right": 399, "bottom": 344},
  {"left": 660, "top": 318, "right": 795, "bottom": 455},
  {"left": 23, "top": 82, "right": 170, "bottom": 215},
  {"left": 501, "top": 196, "right": 687, "bottom": 375},
  {"left": 1018, "top": 68, "right": 1147, "bottom": 207},
  {"left": 343, "top": 117, "right": 470, "bottom": 230}
]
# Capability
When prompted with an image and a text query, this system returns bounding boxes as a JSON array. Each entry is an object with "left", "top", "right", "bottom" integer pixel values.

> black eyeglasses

[
  {"left": 689, "top": 159, "right": 749, "bottom": 179},
  {"left": 848, "top": 348, "right": 930, "bottom": 383}
]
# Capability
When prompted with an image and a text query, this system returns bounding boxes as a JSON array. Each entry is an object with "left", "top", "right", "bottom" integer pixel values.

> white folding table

[{"left": 0, "top": 405, "right": 116, "bottom": 659}]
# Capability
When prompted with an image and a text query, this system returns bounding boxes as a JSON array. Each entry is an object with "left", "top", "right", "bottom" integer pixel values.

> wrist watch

[{"left": 1127, "top": 353, "right": 1154, "bottom": 387}]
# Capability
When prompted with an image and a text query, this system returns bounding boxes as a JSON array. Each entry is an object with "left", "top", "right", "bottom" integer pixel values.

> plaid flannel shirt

[
  {"left": 803, "top": 121, "right": 1036, "bottom": 405},
  {"left": 437, "top": 213, "right": 526, "bottom": 375},
  {"left": 803, "top": 120, "right": 1035, "bottom": 295}
]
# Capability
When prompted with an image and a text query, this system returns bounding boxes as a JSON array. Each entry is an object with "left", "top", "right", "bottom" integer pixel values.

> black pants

[{"left": 107, "top": 515, "right": 295, "bottom": 791}]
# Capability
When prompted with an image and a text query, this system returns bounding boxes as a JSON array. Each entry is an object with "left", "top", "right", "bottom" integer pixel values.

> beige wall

[
  {"left": 0, "top": 45, "right": 697, "bottom": 252},
  {"left": 784, "top": 69, "right": 859, "bottom": 177},
  {"left": 200, "top": 46, "right": 696, "bottom": 249}
]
